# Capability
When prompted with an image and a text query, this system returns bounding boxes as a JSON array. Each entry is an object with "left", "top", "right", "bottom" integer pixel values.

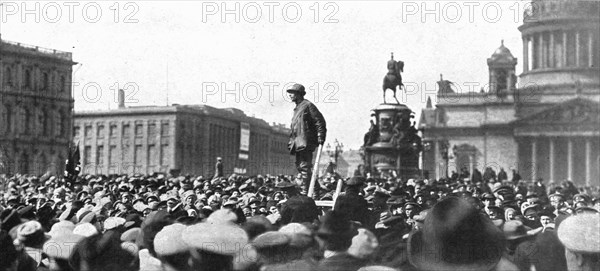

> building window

[
  {"left": 122, "top": 124, "right": 131, "bottom": 138},
  {"left": 43, "top": 72, "right": 49, "bottom": 91},
  {"left": 109, "top": 124, "right": 117, "bottom": 137},
  {"left": 135, "top": 124, "right": 143, "bottom": 137},
  {"left": 160, "top": 144, "right": 169, "bottom": 166},
  {"left": 23, "top": 108, "right": 31, "bottom": 134},
  {"left": 148, "top": 123, "right": 157, "bottom": 137},
  {"left": 24, "top": 69, "right": 31, "bottom": 88},
  {"left": 109, "top": 146, "right": 117, "bottom": 166},
  {"left": 161, "top": 123, "right": 169, "bottom": 136},
  {"left": 4, "top": 67, "right": 12, "bottom": 86},
  {"left": 134, "top": 145, "right": 143, "bottom": 166},
  {"left": 84, "top": 146, "right": 92, "bottom": 166},
  {"left": 74, "top": 126, "right": 81, "bottom": 138},
  {"left": 41, "top": 110, "right": 49, "bottom": 136},
  {"left": 3, "top": 105, "right": 12, "bottom": 134},
  {"left": 148, "top": 144, "right": 157, "bottom": 167},
  {"left": 84, "top": 125, "right": 92, "bottom": 138},
  {"left": 96, "top": 146, "right": 104, "bottom": 165},
  {"left": 97, "top": 125, "right": 105, "bottom": 138},
  {"left": 60, "top": 75, "right": 67, "bottom": 93}
]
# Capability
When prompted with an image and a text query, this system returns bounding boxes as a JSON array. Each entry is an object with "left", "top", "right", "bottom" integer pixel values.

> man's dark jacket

[{"left": 289, "top": 99, "right": 326, "bottom": 154}]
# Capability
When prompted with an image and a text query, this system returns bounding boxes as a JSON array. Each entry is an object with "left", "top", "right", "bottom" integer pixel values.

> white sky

[{"left": 1, "top": 1, "right": 527, "bottom": 149}]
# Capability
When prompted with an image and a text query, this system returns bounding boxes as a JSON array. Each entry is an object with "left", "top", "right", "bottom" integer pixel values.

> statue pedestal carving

[{"left": 362, "top": 103, "right": 422, "bottom": 179}]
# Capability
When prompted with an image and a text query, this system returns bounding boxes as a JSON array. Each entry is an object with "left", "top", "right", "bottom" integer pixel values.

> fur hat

[{"left": 408, "top": 196, "right": 505, "bottom": 271}]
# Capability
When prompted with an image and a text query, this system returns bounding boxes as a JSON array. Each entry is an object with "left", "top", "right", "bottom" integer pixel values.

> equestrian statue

[{"left": 382, "top": 53, "right": 404, "bottom": 104}]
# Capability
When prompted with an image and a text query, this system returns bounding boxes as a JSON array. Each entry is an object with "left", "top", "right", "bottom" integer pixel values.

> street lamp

[{"left": 326, "top": 139, "right": 344, "bottom": 173}]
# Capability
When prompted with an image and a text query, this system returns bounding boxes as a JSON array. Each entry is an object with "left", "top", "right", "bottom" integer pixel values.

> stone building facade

[
  {"left": 73, "top": 103, "right": 295, "bottom": 176},
  {"left": 420, "top": 0, "right": 599, "bottom": 187},
  {"left": 0, "top": 37, "right": 76, "bottom": 175}
]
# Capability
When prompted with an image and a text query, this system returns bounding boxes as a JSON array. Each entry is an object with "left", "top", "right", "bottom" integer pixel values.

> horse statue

[{"left": 382, "top": 53, "right": 404, "bottom": 104}]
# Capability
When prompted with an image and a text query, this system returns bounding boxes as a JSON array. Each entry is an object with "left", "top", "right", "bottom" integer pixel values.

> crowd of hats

[{"left": 0, "top": 170, "right": 599, "bottom": 270}]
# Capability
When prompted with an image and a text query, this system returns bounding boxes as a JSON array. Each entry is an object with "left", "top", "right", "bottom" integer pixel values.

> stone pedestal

[{"left": 362, "top": 103, "right": 422, "bottom": 179}]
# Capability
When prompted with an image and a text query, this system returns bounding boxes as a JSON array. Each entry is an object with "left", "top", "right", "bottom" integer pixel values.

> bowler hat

[
  {"left": 408, "top": 196, "right": 504, "bottom": 271},
  {"left": 286, "top": 83, "right": 306, "bottom": 95}
]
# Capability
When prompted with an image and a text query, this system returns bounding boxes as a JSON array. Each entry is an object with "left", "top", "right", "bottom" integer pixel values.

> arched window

[
  {"left": 24, "top": 69, "right": 31, "bottom": 88},
  {"left": 38, "top": 153, "right": 48, "bottom": 174},
  {"left": 23, "top": 108, "right": 32, "bottom": 134},
  {"left": 2, "top": 104, "right": 11, "bottom": 135},
  {"left": 19, "top": 152, "right": 29, "bottom": 174},
  {"left": 42, "top": 109, "right": 50, "bottom": 136},
  {"left": 56, "top": 110, "right": 63, "bottom": 137},
  {"left": 4, "top": 66, "right": 12, "bottom": 86},
  {"left": 60, "top": 75, "right": 67, "bottom": 93},
  {"left": 43, "top": 72, "right": 49, "bottom": 91}
]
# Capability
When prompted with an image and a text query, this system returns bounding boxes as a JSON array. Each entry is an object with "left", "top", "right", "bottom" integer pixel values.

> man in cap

[
  {"left": 334, "top": 176, "right": 370, "bottom": 226},
  {"left": 287, "top": 83, "right": 327, "bottom": 194}
]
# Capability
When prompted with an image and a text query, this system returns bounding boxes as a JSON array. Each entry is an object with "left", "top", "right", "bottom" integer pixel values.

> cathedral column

[
  {"left": 562, "top": 31, "right": 568, "bottom": 67},
  {"left": 538, "top": 33, "right": 545, "bottom": 69},
  {"left": 549, "top": 138, "right": 555, "bottom": 183},
  {"left": 567, "top": 138, "right": 573, "bottom": 181},
  {"left": 523, "top": 35, "right": 529, "bottom": 72},
  {"left": 575, "top": 31, "right": 581, "bottom": 67},
  {"left": 588, "top": 30, "right": 594, "bottom": 67},
  {"left": 434, "top": 140, "right": 440, "bottom": 180},
  {"left": 549, "top": 32, "right": 555, "bottom": 68},
  {"left": 531, "top": 139, "right": 537, "bottom": 181},
  {"left": 586, "top": 139, "right": 591, "bottom": 186}
]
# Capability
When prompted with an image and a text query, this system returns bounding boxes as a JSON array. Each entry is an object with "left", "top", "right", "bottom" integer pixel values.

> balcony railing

[{"left": 1, "top": 39, "right": 73, "bottom": 61}]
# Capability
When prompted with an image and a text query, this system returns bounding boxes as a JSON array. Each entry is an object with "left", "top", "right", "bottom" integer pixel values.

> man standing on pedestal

[{"left": 287, "top": 83, "right": 327, "bottom": 195}]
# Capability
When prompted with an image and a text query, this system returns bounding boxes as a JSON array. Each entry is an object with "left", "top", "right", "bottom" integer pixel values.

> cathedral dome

[{"left": 490, "top": 40, "right": 515, "bottom": 63}]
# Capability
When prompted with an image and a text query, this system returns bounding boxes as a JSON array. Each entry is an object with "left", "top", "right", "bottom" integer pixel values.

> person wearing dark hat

[
  {"left": 0, "top": 230, "right": 19, "bottom": 271},
  {"left": 287, "top": 83, "right": 327, "bottom": 195},
  {"left": 278, "top": 181, "right": 319, "bottom": 225},
  {"left": 69, "top": 230, "right": 136, "bottom": 271},
  {"left": 529, "top": 212, "right": 568, "bottom": 271},
  {"left": 316, "top": 211, "right": 364, "bottom": 271},
  {"left": 408, "top": 196, "right": 517, "bottom": 271},
  {"left": 136, "top": 210, "right": 172, "bottom": 271},
  {"left": 334, "top": 177, "right": 370, "bottom": 227},
  {"left": 502, "top": 220, "right": 538, "bottom": 271}
]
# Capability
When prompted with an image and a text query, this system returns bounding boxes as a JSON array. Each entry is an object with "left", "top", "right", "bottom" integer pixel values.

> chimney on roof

[{"left": 118, "top": 89, "right": 125, "bottom": 108}]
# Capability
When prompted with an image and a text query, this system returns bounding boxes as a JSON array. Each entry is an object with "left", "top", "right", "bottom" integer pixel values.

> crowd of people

[{"left": 0, "top": 167, "right": 599, "bottom": 271}]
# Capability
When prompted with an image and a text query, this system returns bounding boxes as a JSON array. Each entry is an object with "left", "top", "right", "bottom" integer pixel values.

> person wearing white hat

[{"left": 558, "top": 213, "right": 600, "bottom": 271}]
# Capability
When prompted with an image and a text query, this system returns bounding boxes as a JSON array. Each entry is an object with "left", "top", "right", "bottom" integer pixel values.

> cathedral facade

[{"left": 419, "top": 0, "right": 599, "bottom": 187}]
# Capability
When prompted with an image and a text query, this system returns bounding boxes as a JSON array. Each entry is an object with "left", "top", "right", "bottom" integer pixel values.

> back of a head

[{"left": 411, "top": 196, "right": 505, "bottom": 270}]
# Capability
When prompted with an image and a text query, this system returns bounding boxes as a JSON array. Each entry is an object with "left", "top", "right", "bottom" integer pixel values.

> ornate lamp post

[{"left": 326, "top": 139, "right": 344, "bottom": 172}]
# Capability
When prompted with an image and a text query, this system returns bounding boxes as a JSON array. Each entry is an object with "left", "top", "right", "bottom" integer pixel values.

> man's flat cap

[
  {"left": 347, "top": 177, "right": 366, "bottom": 186},
  {"left": 286, "top": 84, "right": 306, "bottom": 95}
]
